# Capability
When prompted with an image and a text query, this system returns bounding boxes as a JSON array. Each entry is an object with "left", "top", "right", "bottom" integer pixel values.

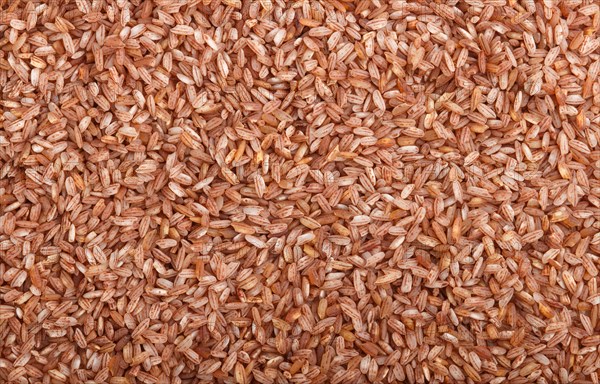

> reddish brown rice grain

[{"left": 1, "top": 0, "right": 600, "bottom": 383}]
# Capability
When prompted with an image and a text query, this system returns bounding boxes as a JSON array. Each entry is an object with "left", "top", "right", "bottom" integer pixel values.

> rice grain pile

[{"left": 1, "top": 0, "right": 600, "bottom": 383}]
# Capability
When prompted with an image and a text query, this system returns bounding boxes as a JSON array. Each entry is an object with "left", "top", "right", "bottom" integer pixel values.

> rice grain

[{"left": 1, "top": 0, "right": 600, "bottom": 383}]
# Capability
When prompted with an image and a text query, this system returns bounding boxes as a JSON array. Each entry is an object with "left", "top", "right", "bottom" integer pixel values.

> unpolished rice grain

[{"left": 1, "top": 0, "right": 600, "bottom": 384}]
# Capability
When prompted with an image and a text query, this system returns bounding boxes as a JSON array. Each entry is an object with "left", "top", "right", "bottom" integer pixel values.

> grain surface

[{"left": 1, "top": 0, "right": 600, "bottom": 383}]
